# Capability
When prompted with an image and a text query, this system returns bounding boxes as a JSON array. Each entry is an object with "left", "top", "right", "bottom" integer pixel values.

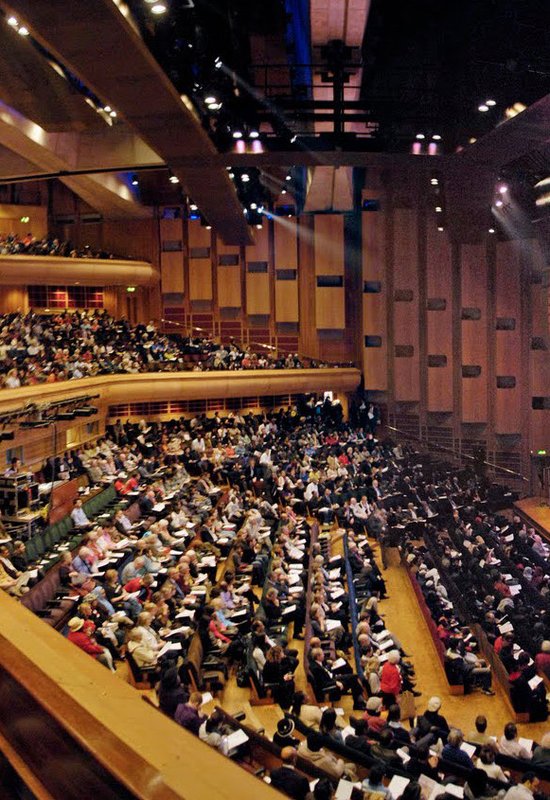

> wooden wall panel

[
  {"left": 426, "top": 224, "right": 453, "bottom": 411},
  {"left": 245, "top": 225, "right": 269, "bottom": 263},
  {"left": 315, "top": 287, "right": 345, "bottom": 329},
  {"left": 187, "top": 220, "right": 212, "bottom": 249},
  {"left": 189, "top": 258, "right": 212, "bottom": 300},
  {"left": 461, "top": 243, "right": 488, "bottom": 422},
  {"left": 275, "top": 280, "right": 299, "bottom": 322},
  {"left": 314, "top": 214, "right": 344, "bottom": 275},
  {"left": 274, "top": 223, "right": 298, "bottom": 270},
  {"left": 246, "top": 273, "right": 270, "bottom": 314},
  {"left": 392, "top": 208, "right": 419, "bottom": 401},
  {"left": 362, "top": 200, "right": 387, "bottom": 391},
  {"left": 160, "top": 251, "right": 184, "bottom": 294},
  {"left": 495, "top": 241, "right": 521, "bottom": 433},
  {"left": 0, "top": 204, "right": 47, "bottom": 238},
  {"left": 529, "top": 240, "right": 550, "bottom": 453},
  {"left": 217, "top": 266, "right": 241, "bottom": 307}
]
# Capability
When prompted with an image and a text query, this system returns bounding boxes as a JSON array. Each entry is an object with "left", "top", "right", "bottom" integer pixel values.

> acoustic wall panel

[
  {"left": 274, "top": 223, "right": 298, "bottom": 270},
  {"left": 160, "top": 219, "right": 184, "bottom": 294},
  {"left": 392, "top": 208, "right": 419, "bottom": 401},
  {"left": 314, "top": 214, "right": 345, "bottom": 329},
  {"left": 362, "top": 194, "right": 387, "bottom": 391},
  {"left": 189, "top": 259, "right": 212, "bottom": 301},
  {"left": 495, "top": 241, "right": 521, "bottom": 433},
  {"left": 461, "top": 243, "right": 488, "bottom": 422},
  {"left": 426, "top": 223, "right": 453, "bottom": 411}
]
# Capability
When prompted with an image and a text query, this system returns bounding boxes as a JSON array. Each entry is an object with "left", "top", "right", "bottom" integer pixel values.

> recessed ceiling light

[
  {"left": 232, "top": 130, "right": 243, "bottom": 139},
  {"left": 430, "top": 178, "right": 438, "bottom": 185},
  {"left": 498, "top": 184, "right": 508, "bottom": 194},
  {"left": 432, "top": 134, "right": 442, "bottom": 141},
  {"left": 190, "top": 203, "right": 198, "bottom": 211},
  {"left": 151, "top": 3, "right": 167, "bottom": 14},
  {"left": 250, "top": 203, "right": 257, "bottom": 210},
  {"left": 281, "top": 189, "right": 287, "bottom": 194},
  {"left": 205, "top": 224, "right": 212, "bottom": 230},
  {"left": 169, "top": 176, "right": 179, "bottom": 184},
  {"left": 495, "top": 199, "right": 503, "bottom": 208},
  {"left": 249, "top": 130, "right": 259, "bottom": 139},
  {"left": 109, "top": 110, "right": 117, "bottom": 118},
  {"left": 285, "top": 175, "right": 292, "bottom": 181},
  {"left": 416, "top": 133, "right": 425, "bottom": 140},
  {"left": 205, "top": 95, "right": 216, "bottom": 105},
  {"left": 468, "top": 137, "right": 477, "bottom": 144},
  {"left": 256, "top": 224, "right": 262, "bottom": 229},
  {"left": 435, "top": 206, "right": 442, "bottom": 212},
  {"left": 241, "top": 173, "right": 250, "bottom": 182},
  {"left": 486, "top": 99, "right": 496, "bottom": 107},
  {"left": 437, "top": 226, "right": 444, "bottom": 231},
  {"left": 7, "top": 16, "right": 18, "bottom": 27},
  {"left": 478, "top": 104, "right": 489, "bottom": 112},
  {"left": 18, "top": 26, "right": 29, "bottom": 36},
  {"left": 488, "top": 228, "right": 495, "bottom": 233},
  {"left": 104, "top": 105, "right": 112, "bottom": 113},
  {"left": 228, "top": 172, "right": 235, "bottom": 179}
]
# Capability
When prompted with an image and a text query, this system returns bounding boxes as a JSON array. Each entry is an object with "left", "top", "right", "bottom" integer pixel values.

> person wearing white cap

[{"left": 66, "top": 617, "right": 115, "bottom": 671}]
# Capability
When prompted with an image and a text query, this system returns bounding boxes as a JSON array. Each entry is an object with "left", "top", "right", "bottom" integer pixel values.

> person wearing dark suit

[{"left": 270, "top": 747, "right": 309, "bottom": 800}]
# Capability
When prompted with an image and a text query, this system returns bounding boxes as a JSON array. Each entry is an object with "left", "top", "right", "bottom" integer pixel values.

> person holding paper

[
  {"left": 497, "top": 723, "right": 532, "bottom": 760},
  {"left": 502, "top": 773, "right": 539, "bottom": 800},
  {"left": 441, "top": 729, "right": 475, "bottom": 769},
  {"left": 361, "top": 763, "right": 392, "bottom": 799}
]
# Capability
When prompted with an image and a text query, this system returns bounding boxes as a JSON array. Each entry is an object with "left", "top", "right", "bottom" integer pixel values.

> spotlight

[
  {"left": 104, "top": 106, "right": 112, "bottom": 113},
  {"left": 437, "top": 226, "right": 444, "bottom": 232},
  {"left": 131, "top": 176, "right": 138, "bottom": 186},
  {"left": 290, "top": 134, "right": 298, "bottom": 143},
  {"left": 228, "top": 172, "right": 235, "bottom": 179},
  {"left": 432, "top": 134, "right": 442, "bottom": 141},
  {"left": 249, "top": 130, "right": 259, "bottom": 139},
  {"left": 151, "top": 3, "right": 167, "bottom": 14},
  {"left": 258, "top": 206, "right": 265, "bottom": 213},
  {"left": 498, "top": 184, "right": 508, "bottom": 194},
  {"left": 214, "top": 57, "right": 223, "bottom": 69},
  {"left": 256, "top": 224, "right": 263, "bottom": 229},
  {"left": 205, "top": 95, "right": 217, "bottom": 105},
  {"left": 488, "top": 228, "right": 495, "bottom": 234},
  {"left": 486, "top": 99, "right": 496, "bottom": 107},
  {"left": 169, "top": 175, "right": 179, "bottom": 184},
  {"left": 109, "top": 110, "right": 117, "bottom": 118},
  {"left": 126, "top": 286, "right": 136, "bottom": 293},
  {"left": 468, "top": 137, "right": 477, "bottom": 144},
  {"left": 18, "top": 26, "right": 29, "bottom": 36},
  {"left": 241, "top": 173, "right": 250, "bottom": 182},
  {"left": 495, "top": 199, "right": 503, "bottom": 208},
  {"left": 430, "top": 178, "right": 438, "bottom": 185},
  {"left": 232, "top": 130, "right": 243, "bottom": 139},
  {"left": 205, "top": 225, "right": 212, "bottom": 230},
  {"left": 250, "top": 203, "right": 257, "bottom": 210},
  {"left": 190, "top": 203, "right": 198, "bottom": 211},
  {"left": 416, "top": 133, "right": 425, "bottom": 140},
  {"left": 478, "top": 104, "right": 489, "bottom": 112},
  {"left": 435, "top": 206, "right": 442, "bottom": 212},
  {"left": 285, "top": 175, "right": 292, "bottom": 181},
  {"left": 7, "top": 16, "right": 18, "bottom": 27}
]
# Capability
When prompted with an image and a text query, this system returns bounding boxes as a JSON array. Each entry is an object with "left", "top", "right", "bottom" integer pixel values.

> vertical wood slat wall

[
  {"left": 358, "top": 190, "right": 544, "bottom": 478},
  {"left": 157, "top": 211, "right": 350, "bottom": 359}
]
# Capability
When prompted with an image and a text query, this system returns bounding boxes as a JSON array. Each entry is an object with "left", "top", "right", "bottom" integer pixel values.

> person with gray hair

[{"left": 442, "top": 729, "right": 475, "bottom": 769}]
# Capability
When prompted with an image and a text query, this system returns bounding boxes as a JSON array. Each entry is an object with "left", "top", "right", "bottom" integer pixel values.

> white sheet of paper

[
  {"left": 335, "top": 779, "right": 354, "bottom": 800},
  {"left": 388, "top": 775, "right": 410, "bottom": 797},
  {"left": 518, "top": 737, "right": 533, "bottom": 752},
  {"left": 460, "top": 742, "right": 476, "bottom": 758},
  {"left": 225, "top": 729, "right": 249, "bottom": 749},
  {"left": 528, "top": 675, "right": 543, "bottom": 691}
]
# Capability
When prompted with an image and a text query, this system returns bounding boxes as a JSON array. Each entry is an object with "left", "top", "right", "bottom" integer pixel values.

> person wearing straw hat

[{"left": 66, "top": 617, "right": 115, "bottom": 671}]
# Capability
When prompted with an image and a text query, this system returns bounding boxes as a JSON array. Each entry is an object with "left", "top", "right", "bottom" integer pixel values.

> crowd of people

[
  {"left": 0, "top": 232, "right": 122, "bottom": 259},
  {"left": 4, "top": 401, "right": 550, "bottom": 800},
  {"left": 0, "top": 310, "right": 338, "bottom": 388}
]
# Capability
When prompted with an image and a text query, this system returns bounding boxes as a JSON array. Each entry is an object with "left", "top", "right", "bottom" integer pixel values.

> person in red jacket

[
  {"left": 67, "top": 617, "right": 114, "bottom": 671},
  {"left": 380, "top": 650, "right": 403, "bottom": 707}
]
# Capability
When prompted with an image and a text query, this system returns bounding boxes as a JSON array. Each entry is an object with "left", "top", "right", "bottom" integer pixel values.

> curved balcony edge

[
  {"left": 0, "top": 592, "right": 279, "bottom": 800},
  {"left": 0, "top": 368, "right": 362, "bottom": 413},
  {"left": 0, "top": 255, "right": 159, "bottom": 287}
]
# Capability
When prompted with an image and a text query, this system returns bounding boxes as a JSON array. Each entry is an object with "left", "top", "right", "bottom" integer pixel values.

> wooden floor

[
  {"left": 514, "top": 496, "right": 550, "bottom": 537},
  {"left": 119, "top": 528, "right": 550, "bottom": 743}
]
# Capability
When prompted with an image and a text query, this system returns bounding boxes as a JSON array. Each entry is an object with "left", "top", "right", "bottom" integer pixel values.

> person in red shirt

[
  {"left": 123, "top": 573, "right": 155, "bottom": 604},
  {"left": 380, "top": 650, "right": 403, "bottom": 707},
  {"left": 535, "top": 641, "right": 550, "bottom": 680},
  {"left": 494, "top": 631, "right": 514, "bottom": 655},
  {"left": 363, "top": 696, "right": 386, "bottom": 733},
  {"left": 66, "top": 617, "right": 114, "bottom": 671}
]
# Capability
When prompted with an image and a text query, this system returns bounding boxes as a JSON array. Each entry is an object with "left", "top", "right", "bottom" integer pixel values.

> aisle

[{"left": 376, "top": 549, "right": 549, "bottom": 741}]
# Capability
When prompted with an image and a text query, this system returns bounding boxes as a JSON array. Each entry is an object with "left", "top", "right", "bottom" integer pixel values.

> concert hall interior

[{"left": 0, "top": 2, "right": 550, "bottom": 799}]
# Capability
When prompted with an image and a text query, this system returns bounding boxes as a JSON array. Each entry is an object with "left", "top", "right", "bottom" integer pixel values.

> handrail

[{"left": 386, "top": 425, "right": 529, "bottom": 483}]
